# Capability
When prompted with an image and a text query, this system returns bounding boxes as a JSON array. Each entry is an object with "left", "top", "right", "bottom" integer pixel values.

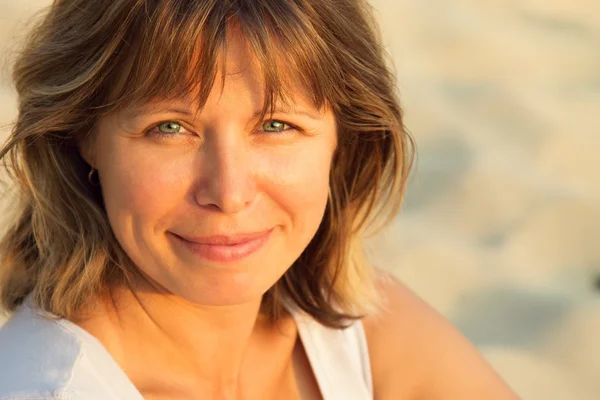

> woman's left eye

[{"left": 261, "top": 119, "right": 294, "bottom": 133}]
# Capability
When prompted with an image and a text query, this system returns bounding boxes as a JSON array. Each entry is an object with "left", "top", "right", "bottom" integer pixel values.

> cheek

[
  {"left": 99, "top": 146, "right": 192, "bottom": 233},
  {"left": 260, "top": 142, "right": 333, "bottom": 235}
]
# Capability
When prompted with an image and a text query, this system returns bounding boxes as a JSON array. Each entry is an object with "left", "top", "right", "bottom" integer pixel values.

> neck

[{"left": 74, "top": 274, "right": 297, "bottom": 397}]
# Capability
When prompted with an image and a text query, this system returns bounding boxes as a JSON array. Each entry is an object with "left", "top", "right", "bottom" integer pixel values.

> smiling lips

[{"left": 171, "top": 228, "right": 274, "bottom": 263}]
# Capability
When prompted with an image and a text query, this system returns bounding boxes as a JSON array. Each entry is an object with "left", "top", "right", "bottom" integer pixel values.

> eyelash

[{"left": 144, "top": 119, "right": 300, "bottom": 141}]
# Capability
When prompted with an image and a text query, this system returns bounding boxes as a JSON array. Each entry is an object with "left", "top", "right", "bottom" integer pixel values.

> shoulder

[
  {"left": 0, "top": 305, "right": 83, "bottom": 399},
  {"left": 362, "top": 271, "right": 519, "bottom": 399}
]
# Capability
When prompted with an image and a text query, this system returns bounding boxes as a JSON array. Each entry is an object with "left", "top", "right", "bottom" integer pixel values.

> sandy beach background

[{"left": 1, "top": 1, "right": 599, "bottom": 398}]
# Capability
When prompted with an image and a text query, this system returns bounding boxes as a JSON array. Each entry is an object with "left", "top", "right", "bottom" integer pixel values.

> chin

[{"left": 165, "top": 262, "right": 281, "bottom": 306}]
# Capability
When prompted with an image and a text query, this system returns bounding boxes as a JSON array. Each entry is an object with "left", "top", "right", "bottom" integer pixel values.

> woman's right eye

[
  {"left": 156, "top": 121, "right": 182, "bottom": 134},
  {"left": 144, "top": 121, "right": 191, "bottom": 140}
]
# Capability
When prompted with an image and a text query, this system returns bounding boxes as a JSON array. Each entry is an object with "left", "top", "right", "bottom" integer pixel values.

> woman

[{"left": 0, "top": 0, "right": 518, "bottom": 398}]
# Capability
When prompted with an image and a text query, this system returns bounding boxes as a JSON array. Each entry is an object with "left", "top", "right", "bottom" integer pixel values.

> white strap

[{"left": 293, "top": 311, "right": 373, "bottom": 399}]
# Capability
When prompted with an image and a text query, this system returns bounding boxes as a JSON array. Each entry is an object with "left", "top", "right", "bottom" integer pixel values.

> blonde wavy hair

[{"left": 0, "top": 0, "right": 413, "bottom": 328}]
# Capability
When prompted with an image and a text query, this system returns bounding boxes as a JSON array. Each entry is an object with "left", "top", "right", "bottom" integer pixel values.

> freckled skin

[{"left": 91, "top": 32, "right": 337, "bottom": 306}]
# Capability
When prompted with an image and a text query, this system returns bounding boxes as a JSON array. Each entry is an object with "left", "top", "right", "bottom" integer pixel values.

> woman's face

[{"left": 90, "top": 33, "right": 337, "bottom": 306}]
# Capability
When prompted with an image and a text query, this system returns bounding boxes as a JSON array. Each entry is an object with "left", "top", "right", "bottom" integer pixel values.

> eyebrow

[
  {"left": 122, "top": 106, "right": 195, "bottom": 120},
  {"left": 122, "top": 103, "right": 324, "bottom": 121},
  {"left": 253, "top": 106, "right": 323, "bottom": 121}
]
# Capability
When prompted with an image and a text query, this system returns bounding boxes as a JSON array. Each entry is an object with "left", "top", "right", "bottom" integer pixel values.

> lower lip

[{"left": 171, "top": 229, "right": 273, "bottom": 263}]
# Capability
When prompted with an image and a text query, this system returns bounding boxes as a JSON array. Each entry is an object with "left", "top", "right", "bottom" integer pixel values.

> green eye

[
  {"left": 157, "top": 121, "right": 181, "bottom": 134},
  {"left": 262, "top": 120, "right": 289, "bottom": 133}
]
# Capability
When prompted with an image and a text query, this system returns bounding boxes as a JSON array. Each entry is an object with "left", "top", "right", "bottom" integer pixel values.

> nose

[{"left": 194, "top": 134, "right": 257, "bottom": 214}]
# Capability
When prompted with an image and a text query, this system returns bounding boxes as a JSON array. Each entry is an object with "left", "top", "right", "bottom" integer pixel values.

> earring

[{"left": 88, "top": 167, "right": 99, "bottom": 186}]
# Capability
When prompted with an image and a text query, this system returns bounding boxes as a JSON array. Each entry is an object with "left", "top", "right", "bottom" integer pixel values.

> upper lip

[{"left": 173, "top": 228, "right": 273, "bottom": 245}]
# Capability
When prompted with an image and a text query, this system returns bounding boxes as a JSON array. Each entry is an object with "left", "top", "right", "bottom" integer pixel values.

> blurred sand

[
  {"left": 1, "top": 1, "right": 599, "bottom": 398},
  {"left": 367, "top": 0, "right": 600, "bottom": 397}
]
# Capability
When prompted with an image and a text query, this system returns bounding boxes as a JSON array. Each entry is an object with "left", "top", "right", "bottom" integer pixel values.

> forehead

[{"left": 213, "top": 27, "right": 302, "bottom": 104}]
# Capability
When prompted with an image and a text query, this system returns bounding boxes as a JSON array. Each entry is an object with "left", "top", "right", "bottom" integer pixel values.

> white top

[{"left": 0, "top": 299, "right": 373, "bottom": 399}]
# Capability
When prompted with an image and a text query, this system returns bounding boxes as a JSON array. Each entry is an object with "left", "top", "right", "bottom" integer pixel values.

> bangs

[{"left": 102, "top": 0, "right": 346, "bottom": 121}]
